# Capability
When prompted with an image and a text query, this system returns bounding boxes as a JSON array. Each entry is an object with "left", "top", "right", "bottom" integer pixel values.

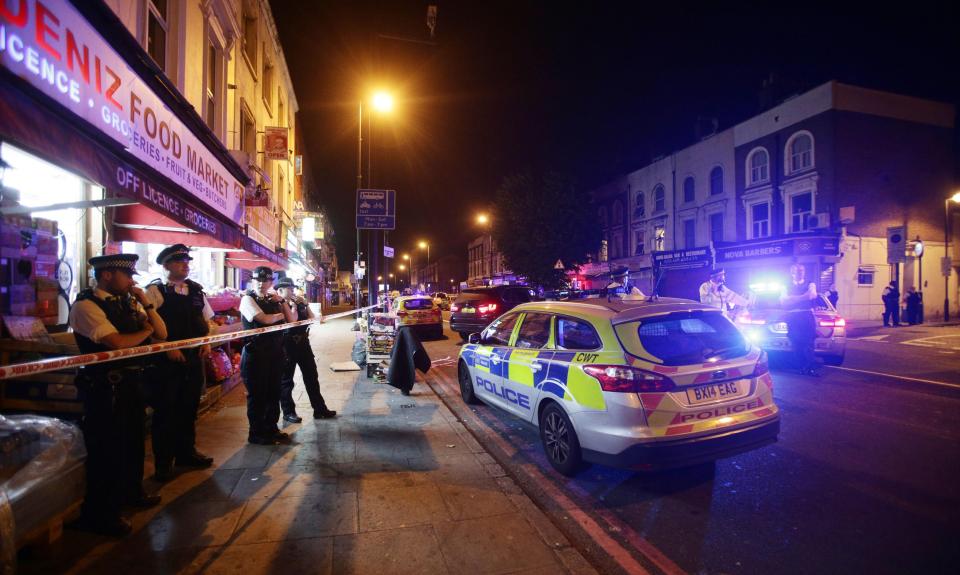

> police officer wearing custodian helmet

[
  {"left": 239, "top": 266, "right": 296, "bottom": 444},
  {"left": 69, "top": 254, "right": 167, "bottom": 536}
]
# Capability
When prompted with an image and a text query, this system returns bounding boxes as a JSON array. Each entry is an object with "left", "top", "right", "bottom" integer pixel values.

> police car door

[
  {"left": 472, "top": 312, "right": 520, "bottom": 412},
  {"left": 544, "top": 315, "right": 608, "bottom": 415},
  {"left": 504, "top": 312, "right": 553, "bottom": 422}
]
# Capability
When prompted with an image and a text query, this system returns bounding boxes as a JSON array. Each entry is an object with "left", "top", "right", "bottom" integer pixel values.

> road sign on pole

[
  {"left": 356, "top": 189, "right": 396, "bottom": 229},
  {"left": 384, "top": 246, "right": 395, "bottom": 258},
  {"left": 887, "top": 226, "right": 906, "bottom": 264}
]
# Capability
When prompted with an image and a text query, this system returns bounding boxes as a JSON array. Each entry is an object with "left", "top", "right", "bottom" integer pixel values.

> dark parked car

[{"left": 450, "top": 286, "right": 537, "bottom": 341}]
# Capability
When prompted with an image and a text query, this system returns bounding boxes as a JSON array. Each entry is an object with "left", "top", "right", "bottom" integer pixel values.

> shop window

[
  {"left": 654, "top": 226, "right": 665, "bottom": 251},
  {"left": 683, "top": 177, "right": 695, "bottom": 203},
  {"left": 653, "top": 185, "right": 666, "bottom": 212},
  {"left": 857, "top": 267, "right": 875, "bottom": 287},
  {"left": 145, "top": 0, "right": 169, "bottom": 72},
  {"left": 710, "top": 166, "right": 723, "bottom": 195},
  {"left": 683, "top": 219, "right": 696, "bottom": 249},
  {"left": 751, "top": 202, "right": 770, "bottom": 239},
  {"left": 710, "top": 212, "right": 724, "bottom": 245},
  {"left": 748, "top": 148, "right": 769, "bottom": 185}
]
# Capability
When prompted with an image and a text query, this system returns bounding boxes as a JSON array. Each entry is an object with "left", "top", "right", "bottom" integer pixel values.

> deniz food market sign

[{"left": 0, "top": 0, "right": 245, "bottom": 226}]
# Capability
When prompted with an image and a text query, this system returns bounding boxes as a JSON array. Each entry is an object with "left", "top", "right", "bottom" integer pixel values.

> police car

[{"left": 457, "top": 298, "right": 780, "bottom": 475}]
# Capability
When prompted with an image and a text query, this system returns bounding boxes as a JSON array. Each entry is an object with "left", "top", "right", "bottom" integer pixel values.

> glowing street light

[
  {"left": 372, "top": 91, "right": 394, "bottom": 113},
  {"left": 476, "top": 213, "right": 489, "bottom": 225}
]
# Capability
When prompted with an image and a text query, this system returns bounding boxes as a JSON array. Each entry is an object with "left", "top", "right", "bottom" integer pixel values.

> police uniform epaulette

[{"left": 75, "top": 288, "right": 98, "bottom": 302}]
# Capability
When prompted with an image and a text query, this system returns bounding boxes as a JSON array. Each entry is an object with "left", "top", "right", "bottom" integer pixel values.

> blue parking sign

[{"left": 356, "top": 189, "right": 396, "bottom": 229}]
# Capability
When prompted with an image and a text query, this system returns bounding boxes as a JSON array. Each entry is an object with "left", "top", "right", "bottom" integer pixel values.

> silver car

[{"left": 735, "top": 292, "right": 846, "bottom": 365}]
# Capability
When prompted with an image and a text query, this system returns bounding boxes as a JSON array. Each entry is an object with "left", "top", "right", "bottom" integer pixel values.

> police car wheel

[
  {"left": 539, "top": 403, "right": 584, "bottom": 476},
  {"left": 458, "top": 361, "right": 481, "bottom": 404},
  {"left": 458, "top": 332, "right": 470, "bottom": 342}
]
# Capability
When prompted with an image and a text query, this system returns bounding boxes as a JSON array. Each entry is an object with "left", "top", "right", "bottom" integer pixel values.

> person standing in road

[
  {"left": 780, "top": 263, "right": 820, "bottom": 377},
  {"left": 882, "top": 281, "right": 900, "bottom": 327},
  {"left": 239, "top": 267, "right": 296, "bottom": 444},
  {"left": 69, "top": 254, "right": 167, "bottom": 536},
  {"left": 827, "top": 284, "right": 839, "bottom": 309},
  {"left": 274, "top": 277, "right": 337, "bottom": 423},
  {"left": 145, "top": 244, "right": 215, "bottom": 482}
]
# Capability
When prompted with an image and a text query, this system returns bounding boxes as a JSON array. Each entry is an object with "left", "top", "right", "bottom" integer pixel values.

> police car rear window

[
  {"left": 403, "top": 298, "right": 433, "bottom": 310},
  {"left": 627, "top": 312, "right": 747, "bottom": 365}
]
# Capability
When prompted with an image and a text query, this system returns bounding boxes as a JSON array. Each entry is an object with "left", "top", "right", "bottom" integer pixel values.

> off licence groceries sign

[
  {"left": 0, "top": 0, "right": 245, "bottom": 225},
  {"left": 356, "top": 189, "right": 396, "bottom": 229}
]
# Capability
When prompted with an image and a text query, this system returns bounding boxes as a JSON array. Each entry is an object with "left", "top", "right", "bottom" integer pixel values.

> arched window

[
  {"left": 653, "top": 184, "right": 665, "bottom": 212},
  {"left": 710, "top": 166, "right": 723, "bottom": 195},
  {"left": 787, "top": 132, "right": 814, "bottom": 173},
  {"left": 612, "top": 200, "right": 623, "bottom": 226},
  {"left": 683, "top": 177, "right": 695, "bottom": 203},
  {"left": 634, "top": 191, "right": 645, "bottom": 218},
  {"left": 747, "top": 147, "right": 769, "bottom": 185}
]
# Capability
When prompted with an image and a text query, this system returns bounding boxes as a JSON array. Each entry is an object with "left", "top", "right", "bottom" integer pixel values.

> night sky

[{"left": 269, "top": 0, "right": 959, "bottom": 268}]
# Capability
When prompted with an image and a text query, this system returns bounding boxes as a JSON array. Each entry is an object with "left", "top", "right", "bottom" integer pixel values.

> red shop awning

[
  {"left": 112, "top": 204, "right": 241, "bottom": 250},
  {"left": 225, "top": 235, "right": 288, "bottom": 272}
]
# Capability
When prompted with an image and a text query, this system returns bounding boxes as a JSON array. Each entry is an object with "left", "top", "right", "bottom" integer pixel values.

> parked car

[
  {"left": 450, "top": 285, "right": 537, "bottom": 341},
  {"left": 431, "top": 292, "right": 451, "bottom": 310},
  {"left": 735, "top": 287, "right": 846, "bottom": 366},
  {"left": 394, "top": 295, "right": 444, "bottom": 339},
  {"left": 457, "top": 299, "right": 780, "bottom": 475}
]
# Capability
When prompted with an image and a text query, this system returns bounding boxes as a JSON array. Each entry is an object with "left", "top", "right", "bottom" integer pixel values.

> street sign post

[
  {"left": 887, "top": 225, "right": 906, "bottom": 264},
  {"left": 384, "top": 246, "right": 395, "bottom": 258},
  {"left": 356, "top": 189, "right": 396, "bottom": 229}
]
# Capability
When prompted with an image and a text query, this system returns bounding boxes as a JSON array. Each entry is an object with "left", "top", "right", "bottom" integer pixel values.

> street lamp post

[
  {"left": 418, "top": 241, "right": 430, "bottom": 290},
  {"left": 945, "top": 192, "right": 960, "bottom": 321}
]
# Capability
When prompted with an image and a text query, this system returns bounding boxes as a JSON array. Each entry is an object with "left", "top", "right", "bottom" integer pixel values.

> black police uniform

[
  {"left": 279, "top": 299, "right": 334, "bottom": 419},
  {"left": 241, "top": 291, "right": 285, "bottom": 442},
  {"left": 146, "top": 278, "right": 209, "bottom": 470},
  {"left": 73, "top": 290, "right": 150, "bottom": 525},
  {"left": 785, "top": 281, "right": 818, "bottom": 374}
]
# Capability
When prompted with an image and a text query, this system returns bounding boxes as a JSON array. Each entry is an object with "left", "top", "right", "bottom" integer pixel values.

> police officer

[
  {"left": 780, "top": 263, "right": 820, "bottom": 376},
  {"left": 69, "top": 254, "right": 167, "bottom": 536},
  {"left": 239, "top": 266, "right": 296, "bottom": 444},
  {"left": 274, "top": 277, "right": 337, "bottom": 423},
  {"left": 145, "top": 244, "right": 215, "bottom": 481},
  {"left": 699, "top": 268, "right": 748, "bottom": 317}
]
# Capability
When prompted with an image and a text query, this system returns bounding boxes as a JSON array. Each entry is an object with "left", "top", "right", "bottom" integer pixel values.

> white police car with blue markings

[{"left": 457, "top": 299, "right": 781, "bottom": 475}]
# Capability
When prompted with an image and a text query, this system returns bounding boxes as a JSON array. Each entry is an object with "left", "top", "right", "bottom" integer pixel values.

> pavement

[
  {"left": 18, "top": 307, "right": 596, "bottom": 575},
  {"left": 844, "top": 317, "right": 960, "bottom": 337}
]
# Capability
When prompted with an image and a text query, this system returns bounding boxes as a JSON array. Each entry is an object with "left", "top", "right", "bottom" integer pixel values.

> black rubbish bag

[{"left": 387, "top": 327, "right": 431, "bottom": 393}]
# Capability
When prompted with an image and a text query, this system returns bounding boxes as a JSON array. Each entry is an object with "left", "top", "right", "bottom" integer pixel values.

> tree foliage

[{"left": 491, "top": 171, "right": 600, "bottom": 289}]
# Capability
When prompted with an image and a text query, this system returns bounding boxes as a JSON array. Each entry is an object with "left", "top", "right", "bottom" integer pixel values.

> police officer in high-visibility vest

[
  {"left": 145, "top": 244, "right": 215, "bottom": 481},
  {"left": 239, "top": 266, "right": 296, "bottom": 444},
  {"left": 274, "top": 277, "right": 337, "bottom": 423},
  {"left": 69, "top": 254, "right": 167, "bottom": 536}
]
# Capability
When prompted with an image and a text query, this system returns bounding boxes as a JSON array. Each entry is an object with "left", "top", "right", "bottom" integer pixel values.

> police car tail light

[
  {"left": 397, "top": 310, "right": 408, "bottom": 317},
  {"left": 752, "top": 350, "right": 769, "bottom": 377},
  {"left": 736, "top": 313, "right": 766, "bottom": 325},
  {"left": 818, "top": 317, "right": 846, "bottom": 328},
  {"left": 583, "top": 365, "right": 676, "bottom": 393}
]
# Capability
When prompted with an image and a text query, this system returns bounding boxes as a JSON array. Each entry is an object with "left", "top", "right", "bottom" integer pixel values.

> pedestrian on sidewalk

[
  {"left": 275, "top": 277, "right": 337, "bottom": 423},
  {"left": 882, "top": 281, "right": 900, "bottom": 327},
  {"left": 904, "top": 286, "right": 921, "bottom": 325},
  {"left": 145, "top": 244, "right": 215, "bottom": 482},
  {"left": 239, "top": 267, "right": 296, "bottom": 445},
  {"left": 69, "top": 254, "right": 167, "bottom": 536},
  {"left": 780, "top": 263, "right": 821, "bottom": 376}
]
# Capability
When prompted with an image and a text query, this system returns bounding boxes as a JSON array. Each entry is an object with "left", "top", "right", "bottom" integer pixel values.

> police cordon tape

[{"left": 0, "top": 303, "right": 385, "bottom": 381}]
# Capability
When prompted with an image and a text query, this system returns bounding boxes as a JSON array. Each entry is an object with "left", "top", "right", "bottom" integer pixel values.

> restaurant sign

[{"left": 0, "top": 0, "right": 245, "bottom": 225}]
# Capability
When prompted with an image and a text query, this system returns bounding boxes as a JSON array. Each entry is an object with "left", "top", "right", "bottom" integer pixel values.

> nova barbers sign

[{"left": 0, "top": 0, "right": 245, "bottom": 225}]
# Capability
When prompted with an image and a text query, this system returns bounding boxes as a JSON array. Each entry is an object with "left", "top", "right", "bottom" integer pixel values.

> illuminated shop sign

[{"left": 0, "top": 0, "right": 245, "bottom": 225}]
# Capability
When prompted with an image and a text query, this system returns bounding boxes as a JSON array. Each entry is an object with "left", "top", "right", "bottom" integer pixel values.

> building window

[
  {"left": 278, "top": 97, "right": 285, "bottom": 128},
  {"left": 710, "top": 166, "right": 723, "bottom": 195},
  {"left": 600, "top": 239, "right": 608, "bottom": 262},
  {"left": 654, "top": 226, "right": 665, "bottom": 251},
  {"left": 145, "top": 0, "right": 169, "bottom": 72},
  {"left": 634, "top": 191, "right": 645, "bottom": 218},
  {"left": 204, "top": 34, "right": 223, "bottom": 134},
  {"left": 748, "top": 148, "right": 769, "bottom": 185},
  {"left": 653, "top": 184, "right": 665, "bottom": 212},
  {"left": 790, "top": 191, "right": 814, "bottom": 232},
  {"left": 612, "top": 232, "right": 623, "bottom": 259},
  {"left": 683, "top": 177, "right": 695, "bottom": 203},
  {"left": 242, "top": 3, "right": 258, "bottom": 70},
  {"left": 612, "top": 200, "right": 623, "bottom": 227},
  {"left": 262, "top": 58, "right": 274, "bottom": 113},
  {"left": 751, "top": 202, "right": 770, "bottom": 239},
  {"left": 240, "top": 103, "right": 256, "bottom": 159},
  {"left": 634, "top": 230, "right": 645, "bottom": 256},
  {"left": 857, "top": 267, "right": 875, "bottom": 286},
  {"left": 787, "top": 132, "right": 814, "bottom": 173},
  {"left": 683, "top": 219, "right": 696, "bottom": 249},
  {"left": 710, "top": 212, "right": 723, "bottom": 245},
  {"left": 598, "top": 207, "right": 608, "bottom": 230}
]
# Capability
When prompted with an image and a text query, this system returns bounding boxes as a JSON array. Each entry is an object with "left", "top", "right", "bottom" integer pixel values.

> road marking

[
  {"left": 826, "top": 365, "right": 960, "bottom": 390},
  {"left": 851, "top": 334, "right": 890, "bottom": 342},
  {"left": 423, "top": 367, "right": 684, "bottom": 575}
]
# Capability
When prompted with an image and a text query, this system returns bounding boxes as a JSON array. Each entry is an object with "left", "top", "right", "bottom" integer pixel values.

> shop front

[{"left": 715, "top": 235, "right": 842, "bottom": 296}]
